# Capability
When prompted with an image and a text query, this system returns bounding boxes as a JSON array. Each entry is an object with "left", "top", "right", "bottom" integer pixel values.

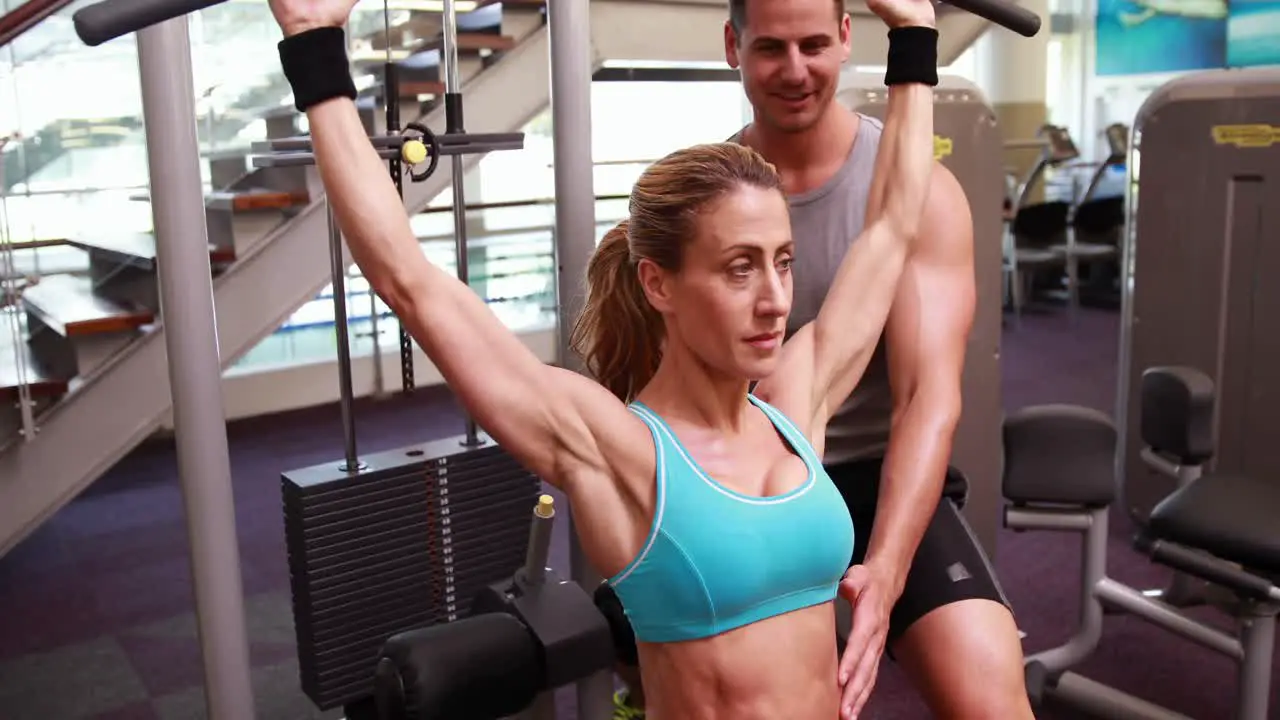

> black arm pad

[
  {"left": 375, "top": 613, "right": 542, "bottom": 720},
  {"left": 1135, "top": 531, "right": 1279, "bottom": 602}
]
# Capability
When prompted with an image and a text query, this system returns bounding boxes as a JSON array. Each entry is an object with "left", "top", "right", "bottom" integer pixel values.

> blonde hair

[{"left": 569, "top": 142, "right": 783, "bottom": 402}]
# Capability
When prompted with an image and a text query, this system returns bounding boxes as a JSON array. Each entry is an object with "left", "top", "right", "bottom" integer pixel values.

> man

[{"left": 610, "top": 1, "right": 1034, "bottom": 718}]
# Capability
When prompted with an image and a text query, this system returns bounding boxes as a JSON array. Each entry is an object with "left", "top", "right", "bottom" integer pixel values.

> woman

[{"left": 268, "top": 0, "right": 938, "bottom": 715}]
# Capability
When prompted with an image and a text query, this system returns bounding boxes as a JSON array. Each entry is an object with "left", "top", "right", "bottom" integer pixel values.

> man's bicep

[{"left": 884, "top": 164, "right": 975, "bottom": 410}]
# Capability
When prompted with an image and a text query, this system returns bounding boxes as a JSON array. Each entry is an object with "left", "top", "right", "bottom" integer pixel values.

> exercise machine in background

[
  {"left": 1055, "top": 122, "right": 1127, "bottom": 310},
  {"left": 1117, "top": 67, "right": 1280, "bottom": 532},
  {"left": 1001, "top": 67, "right": 1280, "bottom": 719},
  {"left": 1002, "top": 124, "right": 1079, "bottom": 322},
  {"left": 1003, "top": 365, "right": 1280, "bottom": 720},
  {"left": 1003, "top": 122, "right": 1129, "bottom": 319}
]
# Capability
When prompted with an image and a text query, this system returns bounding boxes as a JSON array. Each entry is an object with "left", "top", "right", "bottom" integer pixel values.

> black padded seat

[
  {"left": 1002, "top": 404, "right": 1117, "bottom": 507},
  {"left": 1149, "top": 473, "right": 1280, "bottom": 577}
]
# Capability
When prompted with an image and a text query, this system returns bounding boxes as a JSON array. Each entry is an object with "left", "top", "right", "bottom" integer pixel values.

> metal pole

[
  {"left": 441, "top": 0, "right": 462, "bottom": 91},
  {"left": 548, "top": 0, "right": 611, "bottom": 717},
  {"left": 136, "top": 17, "right": 255, "bottom": 720},
  {"left": 443, "top": 0, "right": 480, "bottom": 447},
  {"left": 327, "top": 202, "right": 363, "bottom": 472},
  {"left": 522, "top": 494, "right": 555, "bottom": 585}
]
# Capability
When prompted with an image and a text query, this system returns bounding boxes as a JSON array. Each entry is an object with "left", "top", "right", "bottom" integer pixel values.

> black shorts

[{"left": 830, "top": 457, "right": 1013, "bottom": 650}]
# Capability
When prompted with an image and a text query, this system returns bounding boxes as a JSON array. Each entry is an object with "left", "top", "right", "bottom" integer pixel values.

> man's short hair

[{"left": 728, "top": 0, "right": 845, "bottom": 36}]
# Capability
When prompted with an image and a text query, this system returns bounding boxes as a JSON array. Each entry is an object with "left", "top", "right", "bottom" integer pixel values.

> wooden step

[
  {"left": 0, "top": 340, "right": 69, "bottom": 401},
  {"left": 356, "top": 32, "right": 510, "bottom": 71},
  {"left": 476, "top": 0, "right": 544, "bottom": 8},
  {"left": 21, "top": 274, "right": 154, "bottom": 338},
  {"left": 370, "top": 12, "right": 507, "bottom": 51},
  {"left": 129, "top": 188, "right": 309, "bottom": 213},
  {"left": 359, "top": 80, "right": 447, "bottom": 99},
  {"left": 400, "top": 80, "right": 446, "bottom": 97},
  {"left": 207, "top": 189, "right": 310, "bottom": 212},
  {"left": 412, "top": 32, "right": 516, "bottom": 54},
  {"left": 66, "top": 232, "right": 237, "bottom": 267}
]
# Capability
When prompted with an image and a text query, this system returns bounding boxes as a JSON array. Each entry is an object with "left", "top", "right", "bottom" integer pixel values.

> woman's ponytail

[{"left": 569, "top": 219, "right": 665, "bottom": 403}]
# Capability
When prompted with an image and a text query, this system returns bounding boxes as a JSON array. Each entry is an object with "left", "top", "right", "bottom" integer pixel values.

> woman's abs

[{"left": 635, "top": 603, "right": 842, "bottom": 720}]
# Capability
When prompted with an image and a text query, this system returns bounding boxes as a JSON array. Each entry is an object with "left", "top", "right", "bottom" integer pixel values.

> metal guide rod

[
  {"left": 547, "top": 0, "right": 612, "bottom": 716},
  {"left": 136, "top": 16, "right": 255, "bottom": 719},
  {"left": 327, "top": 200, "right": 364, "bottom": 472},
  {"left": 385, "top": 60, "right": 417, "bottom": 396},
  {"left": 441, "top": 0, "right": 462, "bottom": 92},
  {"left": 321, "top": 23, "right": 364, "bottom": 474},
  {"left": 442, "top": 0, "right": 481, "bottom": 447}
]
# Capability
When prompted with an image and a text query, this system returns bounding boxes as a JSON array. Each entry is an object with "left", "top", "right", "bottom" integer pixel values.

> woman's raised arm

[
  {"left": 763, "top": 11, "right": 940, "bottom": 430},
  {"left": 270, "top": 15, "right": 646, "bottom": 492}
]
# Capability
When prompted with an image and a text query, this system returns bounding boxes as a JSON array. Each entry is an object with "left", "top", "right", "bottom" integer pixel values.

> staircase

[{"left": 0, "top": 0, "right": 555, "bottom": 557}]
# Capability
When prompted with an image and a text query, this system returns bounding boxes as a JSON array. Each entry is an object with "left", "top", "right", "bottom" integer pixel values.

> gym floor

[{"left": 0, "top": 305, "right": 1269, "bottom": 719}]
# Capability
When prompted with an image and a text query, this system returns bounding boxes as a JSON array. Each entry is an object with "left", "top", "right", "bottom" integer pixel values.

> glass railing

[
  {"left": 0, "top": 188, "right": 637, "bottom": 450},
  {"left": 0, "top": 0, "right": 456, "bottom": 249},
  {"left": 231, "top": 196, "right": 630, "bottom": 372}
]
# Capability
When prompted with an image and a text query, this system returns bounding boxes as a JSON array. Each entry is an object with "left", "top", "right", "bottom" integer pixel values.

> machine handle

[
  {"left": 73, "top": 0, "right": 227, "bottom": 46},
  {"left": 71, "top": 0, "right": 1041, "bottom": 47},
  {"left": 1136, "top": 532, "right": 1280, "bottom": 603},
  {"left": 943, "top": 0, "right": 1042, "bottom": 37}
]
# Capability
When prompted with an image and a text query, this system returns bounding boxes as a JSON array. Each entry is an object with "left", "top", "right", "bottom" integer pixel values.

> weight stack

[{"left": 281, "top": 433, "right": 542, "bottom": 710}]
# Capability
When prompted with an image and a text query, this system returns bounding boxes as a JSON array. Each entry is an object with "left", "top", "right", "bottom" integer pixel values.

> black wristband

[
  {"left": 278, "top": 26, "right": 358, "bottom": 112},
  {"left": 884, "top": 26, "right": 939, "bottom": 87}
]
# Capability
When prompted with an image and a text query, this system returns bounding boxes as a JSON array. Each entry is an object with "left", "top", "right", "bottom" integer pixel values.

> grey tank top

[{"left": 732, "top": 114, "right": 892, "bottom": 464}]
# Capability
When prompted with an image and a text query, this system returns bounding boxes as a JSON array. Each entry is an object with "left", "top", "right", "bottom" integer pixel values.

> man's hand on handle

[
  {"left": 867, "top": 0, "right": 937, "bottom": 29},
  {"left": 268, "top": 0, "right": 359, "bottom": 37}
]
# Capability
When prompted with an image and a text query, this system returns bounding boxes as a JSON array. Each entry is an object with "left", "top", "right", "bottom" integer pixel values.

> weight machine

[
  {"left": 1059, "top": 122, "right": 1128, "bottom": 309},
  {"left": 64, "top": 0, "right": 1044, "bottom": 715},
  {"left": 67, "top": 0, "right": 607, "bottom": 715}
]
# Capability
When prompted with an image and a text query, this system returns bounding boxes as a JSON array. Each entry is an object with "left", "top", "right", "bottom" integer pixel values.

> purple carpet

[{"left": 0, "top": 306, "right": 1273, "bottom": 718}]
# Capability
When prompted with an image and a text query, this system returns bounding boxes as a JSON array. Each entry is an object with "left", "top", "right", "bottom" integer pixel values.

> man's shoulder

[{"left": 854, "top": 112, "right": 885, "bottom": 141}]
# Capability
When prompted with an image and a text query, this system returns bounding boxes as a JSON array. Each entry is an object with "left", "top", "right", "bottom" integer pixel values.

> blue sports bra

[{"left": 607, "top": 394, "right": 856, "bottom": 643}]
